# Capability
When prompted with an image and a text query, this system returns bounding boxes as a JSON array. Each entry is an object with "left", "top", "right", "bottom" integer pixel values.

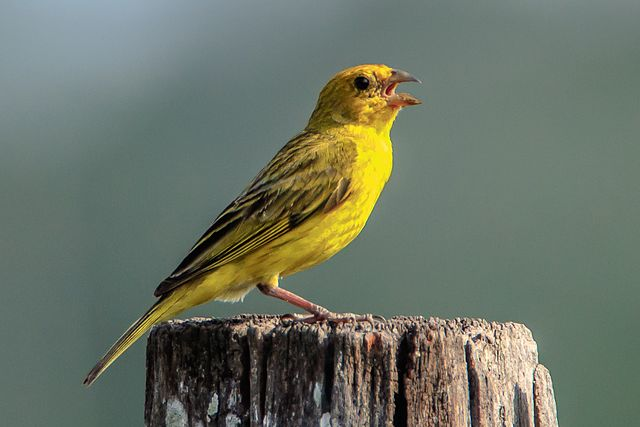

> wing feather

[{"left": 154, "top": 132, "right": 355, "bottom": 297}]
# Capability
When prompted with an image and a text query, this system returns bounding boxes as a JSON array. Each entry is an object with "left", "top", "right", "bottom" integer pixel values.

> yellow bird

[{"left": 83, "top": 64, "right": 420, "bottom": 386}]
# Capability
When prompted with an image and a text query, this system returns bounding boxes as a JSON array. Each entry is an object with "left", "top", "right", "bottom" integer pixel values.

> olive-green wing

[{"left": 154, "top": 134, "right": 353, "bottom": 297}]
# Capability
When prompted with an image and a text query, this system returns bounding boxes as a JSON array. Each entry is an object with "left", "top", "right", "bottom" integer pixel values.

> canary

[{"left": 83, "top": 64, "right": 420, "bottom": 386}]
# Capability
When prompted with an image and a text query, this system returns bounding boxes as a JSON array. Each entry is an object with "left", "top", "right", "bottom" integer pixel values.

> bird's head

[{"left": 306, "top": 64, "right": 421, "bottom": 133}]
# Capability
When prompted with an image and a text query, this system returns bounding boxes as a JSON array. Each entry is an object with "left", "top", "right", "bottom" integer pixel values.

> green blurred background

[{"left": 2, "top": 1, "right": 638, "bottom": 425}]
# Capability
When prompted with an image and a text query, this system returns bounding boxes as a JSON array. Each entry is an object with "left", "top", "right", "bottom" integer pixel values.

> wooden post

[{"left": 144, "top": 315, "right": 558, "bottom": 427}]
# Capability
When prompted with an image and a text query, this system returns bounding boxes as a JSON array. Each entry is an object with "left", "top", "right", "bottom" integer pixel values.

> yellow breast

[{"left": 279, "top": 127, "right": 393, "bottom": 275}]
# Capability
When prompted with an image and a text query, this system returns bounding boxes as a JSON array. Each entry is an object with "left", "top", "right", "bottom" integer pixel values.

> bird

[{"left": 83, "top": 64, "right": 421, "bottom": 386}]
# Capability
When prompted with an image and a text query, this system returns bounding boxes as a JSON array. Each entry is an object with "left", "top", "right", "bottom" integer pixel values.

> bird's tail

[{"left": 83, "top": 292, "right": 182, "bottom": 387}]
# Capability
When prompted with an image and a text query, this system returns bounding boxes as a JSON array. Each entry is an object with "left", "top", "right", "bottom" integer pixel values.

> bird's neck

[
  {"left": 325, "top": 124, "right": 392, "bottom": 141},
  {"left": 305, "top": 113, "right": 398, "bottom": 138}
]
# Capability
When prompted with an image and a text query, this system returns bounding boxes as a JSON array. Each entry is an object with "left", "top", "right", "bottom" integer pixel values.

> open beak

[{"left": 384, "top": 69, "right": 422, "bottom": 108}]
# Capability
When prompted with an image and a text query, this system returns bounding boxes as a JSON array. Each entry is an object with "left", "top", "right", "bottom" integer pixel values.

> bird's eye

[{"left": 354, "top": 76, "right": 370, "bottom": 91}]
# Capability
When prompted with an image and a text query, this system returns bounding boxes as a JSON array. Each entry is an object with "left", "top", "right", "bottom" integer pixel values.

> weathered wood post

[{"left": 144, "top": 315, "right": 558, "bottom": 427}]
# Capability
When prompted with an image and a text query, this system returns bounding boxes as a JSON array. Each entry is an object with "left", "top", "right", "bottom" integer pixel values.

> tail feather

[{"left": 83, "top": 298, "right": 171, "bottom": 386}]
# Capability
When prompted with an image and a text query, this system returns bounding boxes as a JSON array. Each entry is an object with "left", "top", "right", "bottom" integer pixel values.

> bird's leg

[
  {"left": 256, "top": 284, "right": 385, "bottom": 324},
  {"left": 256, "top": 284, "right": 332, "bottom": 320}
]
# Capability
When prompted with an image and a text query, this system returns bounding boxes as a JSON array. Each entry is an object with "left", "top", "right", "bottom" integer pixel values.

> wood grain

[{"left": 144, "top": 315, "right": 558, "bottom": 427}]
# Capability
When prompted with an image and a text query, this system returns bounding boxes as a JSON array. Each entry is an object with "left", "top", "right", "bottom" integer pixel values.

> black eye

[{"left": 354, "top": 76, "right": 370, "bottom": 90}]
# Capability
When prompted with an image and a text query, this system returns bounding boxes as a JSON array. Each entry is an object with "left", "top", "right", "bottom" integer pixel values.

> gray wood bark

[{"left": 145, "top": 315, "right": 558, "bottom": 427}]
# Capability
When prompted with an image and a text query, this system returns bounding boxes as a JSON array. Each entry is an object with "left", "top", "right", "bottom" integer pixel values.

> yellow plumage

[{"left": 84, "top": 64, "right": 420, "bottom": 386}]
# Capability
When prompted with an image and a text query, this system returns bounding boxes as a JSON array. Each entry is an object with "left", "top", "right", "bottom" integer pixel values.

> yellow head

[{"left": 306, "top": 64, "right": 421, "bottom": 133}]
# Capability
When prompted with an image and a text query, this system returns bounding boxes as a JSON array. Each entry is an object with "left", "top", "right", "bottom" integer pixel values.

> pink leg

[
  {"left": 256, "top": 284, "right": 384, "bottom": 323},
  {"left": 256, "top": 284, "right": 331, "bottom": 318}
]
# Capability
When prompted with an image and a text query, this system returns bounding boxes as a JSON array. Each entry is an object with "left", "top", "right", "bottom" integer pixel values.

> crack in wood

[
  {"left": 393, "top": 333, "right": 409, "bottom": 427},
  {"left": 322, "top": 336, "right": 334, "bottom": 414},
  {"left": 465, "top": 340, "right": 480, "bottom": 427}
]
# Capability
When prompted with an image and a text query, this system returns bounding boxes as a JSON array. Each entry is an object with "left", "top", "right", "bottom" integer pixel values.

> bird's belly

[
  {"left": 262, "top": 175, "right": 388, "bottom": 277},
  {"left": 280, "top": 201, "right": 369, "bottom": 274}
]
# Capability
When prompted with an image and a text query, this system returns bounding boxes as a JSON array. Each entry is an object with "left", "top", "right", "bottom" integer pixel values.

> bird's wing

[{"left": 154, "top": 133, "right": 354, "bottom": 297}]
